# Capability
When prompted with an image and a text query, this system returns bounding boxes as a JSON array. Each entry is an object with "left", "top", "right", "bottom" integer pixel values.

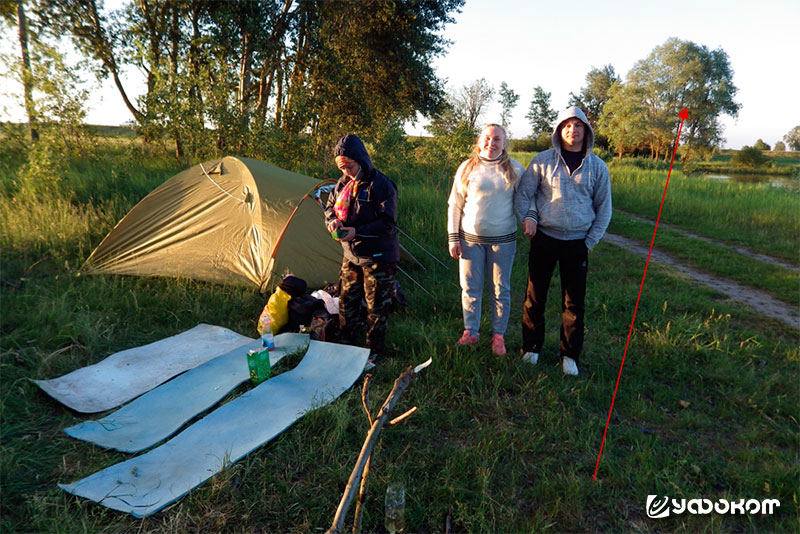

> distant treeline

[{"left": 4, "top": 1, "right": 800, "bottom": 168}]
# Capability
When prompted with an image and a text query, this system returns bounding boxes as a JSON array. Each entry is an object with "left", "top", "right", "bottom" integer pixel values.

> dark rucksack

[
  {"left": 285, "top": 294, "right": 325, "bottom": 332},
  {"left": 309, "top": 308, "right": 339, "bottom": 342}
]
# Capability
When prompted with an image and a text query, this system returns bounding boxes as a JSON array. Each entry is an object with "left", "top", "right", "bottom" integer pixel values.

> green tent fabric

[{"left": 82, "top": 156, "right": 343, "bottom": 291}]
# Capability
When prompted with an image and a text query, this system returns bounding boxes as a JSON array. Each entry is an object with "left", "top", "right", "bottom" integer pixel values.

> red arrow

[{"left": 592, "top": 107, "right": 689, "bottom": 481}]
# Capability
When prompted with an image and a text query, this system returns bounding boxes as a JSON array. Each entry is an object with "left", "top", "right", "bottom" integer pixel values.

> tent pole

[
  {"left": 397, "top": 228, "right": 449, "bottom": 270},
  {"left": 396, "top": 266, "right": 433, "bottom": 297}
]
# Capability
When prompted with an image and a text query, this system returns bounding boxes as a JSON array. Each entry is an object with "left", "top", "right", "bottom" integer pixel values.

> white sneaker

[
  {"left": 562, "top": 357, "right": 579, "bottom": 376},
  {"left": 521, "top": 352, "right": 539, "bottom": 365}
]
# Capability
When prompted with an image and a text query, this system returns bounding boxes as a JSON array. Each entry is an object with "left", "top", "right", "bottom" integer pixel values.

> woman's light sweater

[{"left": 447, "top": 157, "right": 525, "bottom": 244}]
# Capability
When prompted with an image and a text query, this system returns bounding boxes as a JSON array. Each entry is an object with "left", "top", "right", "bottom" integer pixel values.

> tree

[
  {"left": 526, "top": 86, "right": 556, "bottom": 139},
  {"left": 418, "top": 79, "right": 491, "bottom": 169},
  {"left": 29, "top": 0, "right": 465, "bottom": 160},
  {"left": 2, "top": 0, "right": 38, "bottom": 141},
  {"left": 784, "top": 126, "right": 800, "bottom": 151},
  {"left": 280, "top": 0, "right": 464, "bottom": 150},
  {"left": 34, "top": 0, "right": 145, "bottom": 123},
  {"left": 618, "top": 38, "right": 740, "bottom": 161},
  {"left": 1, "top": 0, "right": 94, "bottom": 149},
  {"left": 498, "top": 81, "right": 519, "bottom": 129},
  {"left": 452, "top": 78, "right": 494, "bottom": 133},
  {"left": 773, "top": 140, "right": 786, "bottom": 152},
  {"left": 599, "top": 81, "right": 648, "bottom": 158},
  {"left": 753, "top": 139, "right": 770, "bottom": 151},
  {"left": 568, "top": 64, "right": 619, "bottom": 130}
]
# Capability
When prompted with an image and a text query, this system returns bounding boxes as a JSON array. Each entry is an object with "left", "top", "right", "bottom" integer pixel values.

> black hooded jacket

[{"left": 325, "top": 134, "right": 400, "bottom": 265}]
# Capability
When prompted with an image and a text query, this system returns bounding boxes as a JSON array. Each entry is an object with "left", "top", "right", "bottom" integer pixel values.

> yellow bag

[{"left": 265, "top": 287, "right": 291, "bottom": 331}]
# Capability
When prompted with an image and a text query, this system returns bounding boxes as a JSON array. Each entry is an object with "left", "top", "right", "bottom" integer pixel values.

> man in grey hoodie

[{"left": 515, "top": 106, "right": 612, "bottom": 376}]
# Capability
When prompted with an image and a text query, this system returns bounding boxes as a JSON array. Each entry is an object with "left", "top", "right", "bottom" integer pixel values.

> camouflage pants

[{"left": 339, "top": 260, "right": 396, "bottom": 355}]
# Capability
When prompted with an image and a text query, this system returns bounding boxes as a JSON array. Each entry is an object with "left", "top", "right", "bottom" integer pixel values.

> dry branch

[{"left": 327, "top": 360, "right": 430, "bottom": 534}]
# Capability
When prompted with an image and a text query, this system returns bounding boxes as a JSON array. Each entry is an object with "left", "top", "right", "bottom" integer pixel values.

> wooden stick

[
  {"left": 360, "top": 374, "right": 374, "bottom": 426},
  {"left": 388, "top": 406, "right": 417, "bottom": 426},
  {"left": 326, "top": 366, "right": 418, "bottom": 534},
  {"left": 352, "top": 373, "right": 375, "bottom": 533},
  {"left": 351, "top": 454, "right": 372, "bottom": 534}
]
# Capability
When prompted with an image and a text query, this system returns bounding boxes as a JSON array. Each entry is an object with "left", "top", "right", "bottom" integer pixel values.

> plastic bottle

[
  {"left": 259, "top": 312, "right": 275, "bottom": 351},
  {"left": 384, "top": 482, "right": 405, "bottom": 534}
]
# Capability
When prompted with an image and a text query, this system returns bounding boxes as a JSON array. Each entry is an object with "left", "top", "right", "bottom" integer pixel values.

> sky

[{"left": 2, "top": 0, "right": 798, "bottom": 149}]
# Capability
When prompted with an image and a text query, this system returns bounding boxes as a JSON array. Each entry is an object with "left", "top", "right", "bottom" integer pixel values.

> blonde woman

[{"left": 447, "top": 124, "right": 525, "bottom": 356}]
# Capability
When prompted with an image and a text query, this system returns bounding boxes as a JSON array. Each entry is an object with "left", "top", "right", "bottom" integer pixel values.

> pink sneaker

[
  {"left": 456, "top": 330, "right": 479, "bottom": 346},
  {"left": 491, "top": 334, "right": 506, "bottom": 356}
]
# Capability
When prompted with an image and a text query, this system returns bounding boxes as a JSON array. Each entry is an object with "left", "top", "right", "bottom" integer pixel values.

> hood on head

[
  {"left": 333, "top": 134, "right": 374, "bottom": 179},
  {"left": 552, "top": 106, "right": 594, "bottom": 153}
]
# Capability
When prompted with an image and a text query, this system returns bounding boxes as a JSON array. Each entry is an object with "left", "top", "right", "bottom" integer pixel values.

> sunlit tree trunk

[
  {"left": 255, "top": 0, "right": 293, "bottom": 125},
  {"left": 238, "top": 31, "right": 252, "bottom": 116},
  {"left": 168, "top": 4, "right": 183, "bottom": 160},
  {"left": 80, "top": 0, "right": 144, "bottom": 122},
  {"left": 274, "top": 65, "right": 284, "bottom": 127},
  {"left": 16, "top": 1, "right": 38, "bottom": 142}
]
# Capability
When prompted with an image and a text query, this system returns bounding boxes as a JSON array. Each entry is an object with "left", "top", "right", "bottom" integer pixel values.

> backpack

[{"left": 309, "top": 308, "right": 339, "bottom": 342}]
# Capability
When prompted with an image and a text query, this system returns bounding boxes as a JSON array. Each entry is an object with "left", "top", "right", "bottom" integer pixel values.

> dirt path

[
  {"left": 614, "top": 209, "right": 800, "bottom": 274},
  {"left": 603, "top": 232, "right": 799, "bottom": 329}
]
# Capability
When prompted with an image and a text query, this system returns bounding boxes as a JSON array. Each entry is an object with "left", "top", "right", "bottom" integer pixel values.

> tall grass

[
  {"left": 1, "top": 140, "right": 798, "bottom": 532},
  {"left": 607, "top": 214, "right": 800, "bottom": 306},
  {"left": 608, "top": 165, "right": 800, "bottom": 262}
]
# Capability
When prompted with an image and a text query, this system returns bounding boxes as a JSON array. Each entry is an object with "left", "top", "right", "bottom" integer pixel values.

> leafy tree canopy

[
  {"left": 568, "top": 64, "right": 619, "bottom": 130},
  {"left": 600, "top": 38, "right": 740, "bottom": 160},
  {"left": 598, "top": 81, "right": 649, "bottom": 158},
  {"left": 526, "top": 86, "right": 556, "bottom": 140},
  {"left": 498, "top": 81, "right": 519, "bottom": 129},
  {"left": 753, "top": 139, "right": 770, "bottom": 151},
  {"left": 784, "top": 126, "right": 800, "bottom": 151},
  {"left": 25, "top": 0, "right": 465, "bottom": 160}
]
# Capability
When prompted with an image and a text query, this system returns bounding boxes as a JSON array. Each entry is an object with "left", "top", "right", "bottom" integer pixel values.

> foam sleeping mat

[
  {"left": 63, "top": 333, "right": 309, "bottom": 453},
  {"left": 59, "top": 340, "right": 369, "bottom": 517},
  {"left": 33, "top": 324, "right": 254, "bottom": 413}
]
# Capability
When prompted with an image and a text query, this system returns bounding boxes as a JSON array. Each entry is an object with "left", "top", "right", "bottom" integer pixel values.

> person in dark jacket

[{"left": 325, "top": 134, "right": 399, "bottom": 365}]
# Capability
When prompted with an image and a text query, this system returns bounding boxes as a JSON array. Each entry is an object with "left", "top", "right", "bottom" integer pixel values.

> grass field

[{"left": 1, "top": 137, "right": 798, "bottom": 532}]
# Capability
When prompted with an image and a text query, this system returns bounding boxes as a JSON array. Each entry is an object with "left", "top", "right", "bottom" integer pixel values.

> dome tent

[{"left": 82, "top": 156, "right": 343, "bottom": 292}]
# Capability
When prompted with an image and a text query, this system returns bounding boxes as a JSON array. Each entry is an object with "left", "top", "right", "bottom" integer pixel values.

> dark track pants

[
  {"left": 521, "top": 232, "right": 588, "bottom": 362},
  {"left": 339, "top": 260, "right": 396, "bottom": 355}
]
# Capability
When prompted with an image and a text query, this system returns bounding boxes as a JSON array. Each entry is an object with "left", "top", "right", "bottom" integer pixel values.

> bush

[
  {"left": 608, "top": 157, "right": 668, "bottom": 171},
  {"left": 533, "top": 132, "right": 552, "bottom": 152},
  {"left": 731, "top": 146, "right": 769, "bottom": 168},
  {"left": 592, "top": 147, "right": 613, "bottom": 162},
  {"left": 681, "top": 160, "right": 699, "bottom": 175},
  {"left": 753, "top": 139, "right": 771, "bottom": 151},
  {"left": 370, "top": 121, "right": 412, "bottom": 173},
  {"left": 15, "top": 130, "right": 73, "bottom": 201},
  {"left": 509, "top": 138, "right": 536, "bottom": 152},
  {"left": 412, "top": 124, "right": 473, "bottom": 174}
]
